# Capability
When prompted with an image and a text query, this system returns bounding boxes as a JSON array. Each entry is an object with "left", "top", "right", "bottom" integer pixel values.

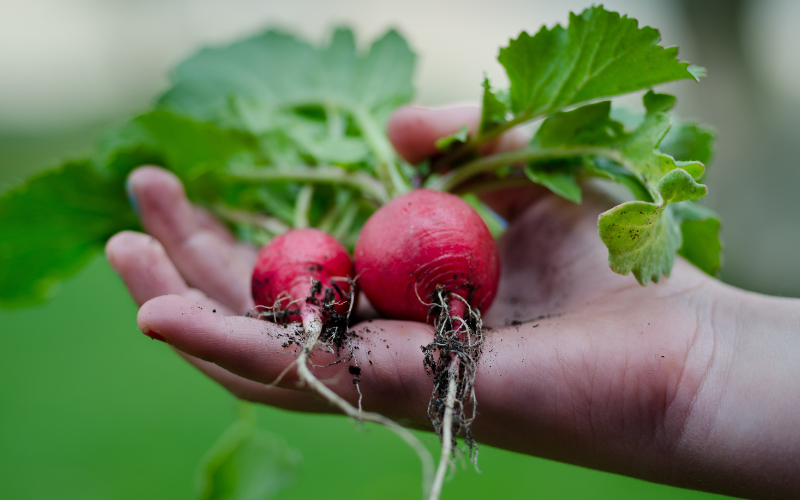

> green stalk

[
  {"left": 352, "top": 106, "right": 411, "bottom": 197},
  {"left": 331, "top": 202, "right": 359, "bottom": 242},
  {"left": 433, "top": 103, "right": 610, "bottom": 172},
  {"left": 318, "top": 191, "right": 354, "bottom": 233},
  {"left": 432, "top": 113, "right": 534, "bottom": 170},
  {"left": 428, "top": 145, "right": 625, "bottom": 192},
  {"left": 223, "top": 166, "right": 389, "bottom": 205},
  {"left": 212, "top": 205, "right": 291, "bottom": 235},
  {"left": 293, "top": 185, "right": 314, "bottom": 228},
  {"left": 325, "top": 103, "right": 344, "bottom": 139}
]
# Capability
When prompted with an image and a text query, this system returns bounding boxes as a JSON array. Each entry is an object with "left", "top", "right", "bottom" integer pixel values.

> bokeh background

[{"left": 1, "top": 0, "right": 797, "bottom": 498}]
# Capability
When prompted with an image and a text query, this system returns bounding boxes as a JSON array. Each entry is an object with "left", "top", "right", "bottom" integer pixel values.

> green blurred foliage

[{"left": 197, "top": 404, "right": 301, "bottom": 500}]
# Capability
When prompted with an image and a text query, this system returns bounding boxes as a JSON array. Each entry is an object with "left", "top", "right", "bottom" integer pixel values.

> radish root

[
  {"left": 258, "top": 280, "right": 436, "bottom": 497},
  {"left": 423, "top": 287, "right": 484, "bottom": 498}
]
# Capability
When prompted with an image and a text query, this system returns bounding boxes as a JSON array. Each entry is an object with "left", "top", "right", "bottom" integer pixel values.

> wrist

[{"left": 674, "top": 282, "right": 800, "bottom": 499}]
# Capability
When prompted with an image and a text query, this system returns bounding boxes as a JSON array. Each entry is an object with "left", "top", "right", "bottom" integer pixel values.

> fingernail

[
  {"left": 125, "top": 177, "right": 140, "bottom": 217},
  {"left": 141, "top": 326, "right": 167, "bottom": 343}
]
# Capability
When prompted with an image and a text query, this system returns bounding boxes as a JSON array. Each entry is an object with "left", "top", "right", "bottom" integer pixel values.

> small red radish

[
  {"left": 354, "top": 189, "right": 499, "bottom": 322},
  {"left": 250, "top": 227, "right": 436, "bottom": 488},
  {"left": 251, "top": 228, "right": 353, "bottom": 325}
]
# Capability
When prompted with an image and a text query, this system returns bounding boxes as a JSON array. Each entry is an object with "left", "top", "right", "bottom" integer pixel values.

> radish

[
  {"left": 252, "top": 227, "right": 354, "bottom": 328},
  {"left": 251, "top": 228, "right": 434, "bottom": 493},
  {"left": 354, "top": 189, "right": 499, "bottom": 321},
  {"left": 354, "top": 189, "right": 500, "bottom": 498}
]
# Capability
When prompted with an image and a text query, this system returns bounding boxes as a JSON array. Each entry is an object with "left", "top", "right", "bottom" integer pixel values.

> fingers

[
  {"left": 386, "top": 104, "right": 529, "bottom": 164},
  {"left": 105, "top": 230, "right": 230, "bottom": 313},
  {"left": 387, "top": 104, "right": 537, "bottom": 220},
  {"left": 126, "top": 167, "right": 254, "bottom": 313},
  {"left": 193, "top": 206, "right": 258, "bottom": 267},
  {"left": 106, "top": 232, "right": 324, "bottom": 411},
  {"left": 387, "top": 105, "right": 482, "bottom": 164},
  {"left": 137, "top": 294, "right": 434, "bottom": 424},
  {"left": 177, "top": 352, "right": 329, "bottom": 413}
]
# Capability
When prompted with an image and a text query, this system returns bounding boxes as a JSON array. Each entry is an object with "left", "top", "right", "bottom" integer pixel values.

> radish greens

[{"left": 0, "top": 5, "right": 721, "bottom": 307}]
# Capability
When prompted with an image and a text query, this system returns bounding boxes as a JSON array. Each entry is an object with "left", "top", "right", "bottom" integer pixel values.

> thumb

[
  {"left": 386, "top": 104, "right": 539, "bottom": 220},
  {"left": 387, "top": 104, "right": 481, "bottom": 164}
]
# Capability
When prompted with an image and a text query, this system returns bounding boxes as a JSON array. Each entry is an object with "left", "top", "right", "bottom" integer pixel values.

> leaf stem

[
  {"left": 352, "top": 106, "right": 411, "bottom": 197},
  {"left": 447, "top": 175, "right": 531, "bottom": 195},
  {"left": 433, "top": 113, "right": 534, "bottom": 170},
  {"left": 318, "top": 191, "right": 354, "bottom": 233},
  {"left": 325, "top": 103, "right": 344, "bottom": 139},
  {"left": 331, "top": 202, "right": 359, "bottom": 242},
  {"left": 429, "top": 145, "right": 624, "bottom": 192},
  {"left": 212, "top": 205, "right": 291, "bottom": 235},
  {"left": 223, "top": 166, "right": 389, "bottom": 205},
  {"left": 293, "top": 185, "right": 314, "bottom": 228}
]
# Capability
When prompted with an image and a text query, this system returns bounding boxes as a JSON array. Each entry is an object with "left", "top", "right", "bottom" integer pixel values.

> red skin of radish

[
  {"left": 354, "top": 189, "right": 500, "bottom": 323},
  {"left": 251, "top": 228, "right": 354, "bottom": 322}
]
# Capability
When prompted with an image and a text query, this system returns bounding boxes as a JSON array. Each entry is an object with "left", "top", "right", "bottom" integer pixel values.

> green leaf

[
  {"left": 598, "top": 169, "right": 708, "bottom": 284},
  {"left": 642, "top": 90, "right": 676, "bottom": 113},
  {"left": 279, "top": 116, "right": 370, "bottom": 164},
  {"left": 351, "top": 29, "right": 417, "bottom": 116},
  {"left": 522, "top": 92, "right": 716, "bottom": 283},
  {"left": 531, "top": 101, "right": 624, "bottom": 148},
  {"left": 588, "top": 158, "right": 653, "bottom": 202},
  {"left": 196, "top": 407, "right": 301, "bottom": 500},
  {"left": 462, "top": 193, "right": 508, "bottom": 239},
  {"left": 608, "top": 106, "right": 716, "bottom": 168},
  {"left": 656, "top": 168, "right": 708, "bottom": 203},
  {"left": 157, "top": 26, "right": 416, "bottom": 197},
  {"left": 0, "top": 161, "right": 138, "bottom": 307},
  {"left": 659, "top": 120, "right": 716, "bottom": 166},
  {"left": 558, "top": 96, "right": 705, "bottom": 196},
  {"left": 525, "top": 93, "right": 711, "bottom": 204},
  {"left": 497, "top": 6, "right": 701, "bottom": 118},
  {"left": 619, "top": 111, "right": 705, "bottom": 189},
  {"left": 524, "top": 164, "right": 582, "bottom": 203},
  {"left": 671, "top": 201, "right": 722, "bottom": 276},
  {"left": 435, "top": 125, "right": 470, "bottom": 151},
  {"left": 528, "top": 101, "right": 625, "bottom": 204},
  {"left": 98, "top": 110, "right": 260, "bottom": 180},
  {"left": 158, "top": 27, "right": 415, "bottom": 134},
  {"left": 478, "top": 76, "right": 508, "bottom": 134},
  {"left": 599, "top": 199, "right": 680, "bottom": 285}
]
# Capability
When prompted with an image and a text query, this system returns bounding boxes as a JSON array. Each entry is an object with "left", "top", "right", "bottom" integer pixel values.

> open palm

[{"left": 106, "top": 105, "right": 797, "bottom": 500}]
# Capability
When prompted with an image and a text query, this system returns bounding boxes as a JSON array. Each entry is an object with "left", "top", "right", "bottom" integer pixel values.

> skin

[{"left": 106, "top": 105, "right": 800, "bottom": 500}]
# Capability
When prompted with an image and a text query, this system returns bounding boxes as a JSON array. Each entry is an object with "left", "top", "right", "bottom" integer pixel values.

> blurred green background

[{"left": 1, "top": 0, "right": 797, "bottom": 498}]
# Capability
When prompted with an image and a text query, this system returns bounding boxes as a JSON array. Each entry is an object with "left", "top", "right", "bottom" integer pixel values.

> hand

[{"left": 105, "top": 105, "right": 800, "bottom": 500}]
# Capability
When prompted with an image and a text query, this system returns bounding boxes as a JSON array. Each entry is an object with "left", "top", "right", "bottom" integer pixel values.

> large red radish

[
  {"left": 354, "top": 189, "right": 500, "bottom": 322},
  {"left": 354, "top": 188, "right": 500, "bottom": 498}
]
